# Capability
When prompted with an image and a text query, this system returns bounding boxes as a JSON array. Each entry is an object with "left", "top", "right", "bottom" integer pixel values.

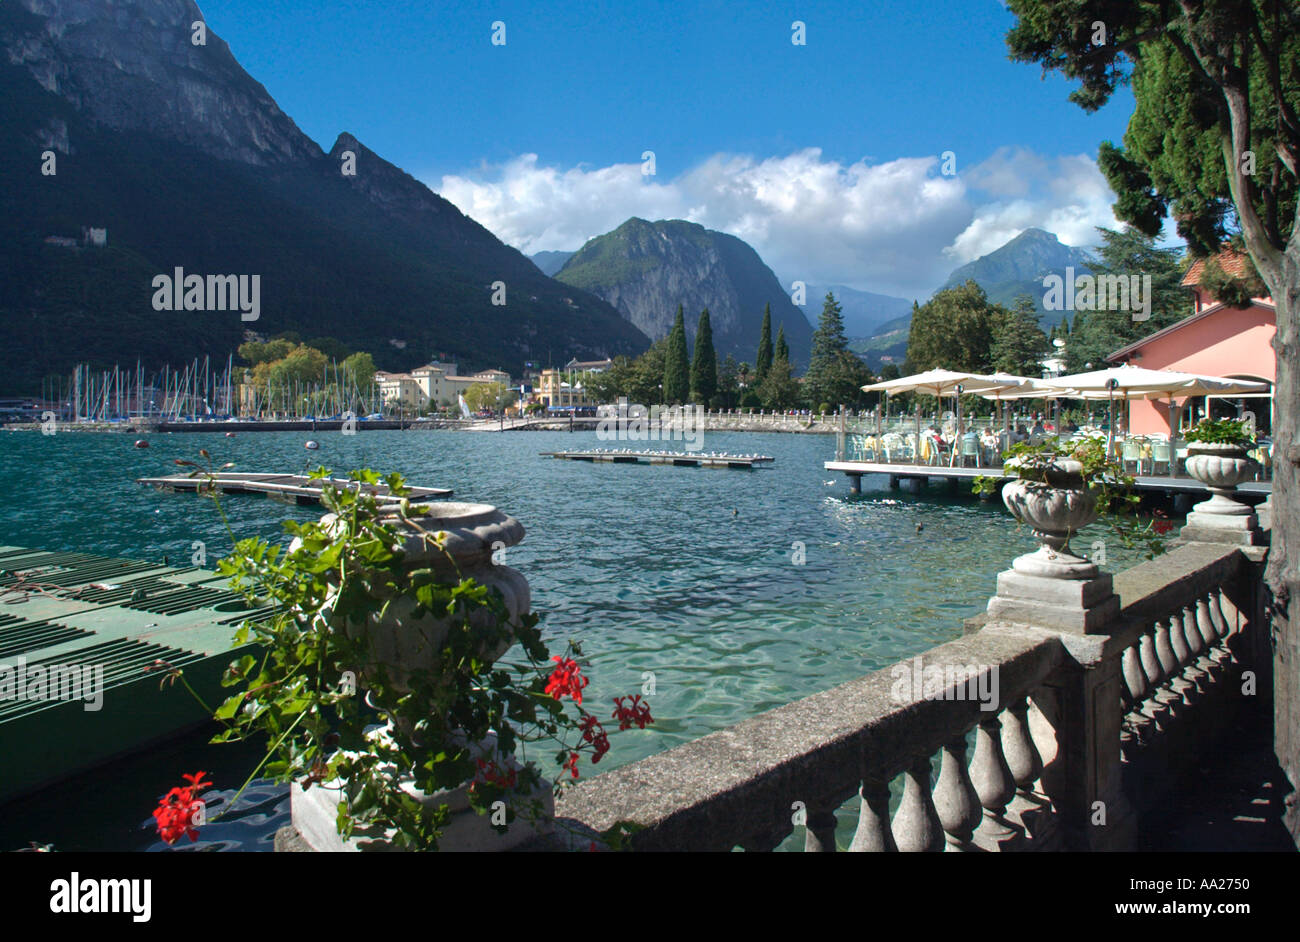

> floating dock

[
  {"left": 0, "top": 545, "right": 266, "bottom": 804},
  {"left": 542, "top": 449, "right": 774, "bottom": 469},
  {"left": 136, "top": 471, "right": 452, "bottom": 504}
]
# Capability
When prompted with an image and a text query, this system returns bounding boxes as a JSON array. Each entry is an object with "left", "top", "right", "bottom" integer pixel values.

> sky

[{"left": 199, "top": 0, "right": 1143, "bottom": 301}]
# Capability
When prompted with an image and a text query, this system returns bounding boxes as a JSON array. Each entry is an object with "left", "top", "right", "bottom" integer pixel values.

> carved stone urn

[
  {"left": 1000, "top": 458, "right": 1100, "bottom": 580},
  {"left": 321, "top": 501, "right": 530, "bottom": 702},
  {"left": 986, "top": 456, "right": 1120, "bottom": 634},
  {"left": 1181, "top": 442, "right": 1264, "bottom": 545},
  {"left": 287, "top": 500, "right": 551, "bottom": 852}
]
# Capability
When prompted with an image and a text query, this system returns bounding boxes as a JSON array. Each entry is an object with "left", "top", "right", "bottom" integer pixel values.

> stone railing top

[
  {"left": 1113, "top": 542, "right": 1247, "bottom": 625},
  {"left": 554, "top": 627, "right": 1061, "bottom": 851}
]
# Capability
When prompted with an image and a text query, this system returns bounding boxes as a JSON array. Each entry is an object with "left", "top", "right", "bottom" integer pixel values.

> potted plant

[
  {"left": 151, "top": 458, "right": 652, "bottom": 851},
  {"left": 974, "top": 436, "right": 1167, "bottom": 573},
  {"left": 1183, "top": 418, "right": 1259, "bottom": 516}
]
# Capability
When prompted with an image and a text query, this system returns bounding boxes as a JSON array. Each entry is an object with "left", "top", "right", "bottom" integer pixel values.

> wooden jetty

[
  {"left": 542, "top": 449, "right": 774, "bottom": 469},
  {"left": 136, "top": 471, "right": 453, "bottom": 504},
  {"left": 0, "top": 545, "right": 266, "bottom": 804}
]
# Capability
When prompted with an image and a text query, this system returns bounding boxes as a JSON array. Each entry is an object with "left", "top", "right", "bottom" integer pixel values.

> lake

[{"left": 0, "top": 427, "right": 1155, "bottom": 850}]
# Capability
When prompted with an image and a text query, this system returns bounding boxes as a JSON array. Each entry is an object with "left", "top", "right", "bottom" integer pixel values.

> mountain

[
  {"left": 0, "top": 0, "right": 648, "bottom": 393},
  {"left": 554, "top": 218, "right": 813, "bottom": 367},
  {"left": 530, "top": 251, "right": 575, "bottom": 277},
  {"left": 940, "top": 228, "right": 1094, "bottom": 323},
  {"left": 803, "top": 284, "right": 913, "bottom": 339}
]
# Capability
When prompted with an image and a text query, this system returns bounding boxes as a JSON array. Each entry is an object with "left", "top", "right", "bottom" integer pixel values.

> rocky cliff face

[
  {"left": 556, "top": 218, "right": 813, "bottom": 366},
  {"left": 0, "top": 0, "right": 648, "bottom": 390},
  {"left": 6, "top": 0, "right": 320, "bottom": 165}
]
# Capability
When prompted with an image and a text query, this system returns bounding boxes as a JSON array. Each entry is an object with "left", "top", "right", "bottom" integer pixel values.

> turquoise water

[{"left": 0, "top": 428, "right": 1151, "bottom": 850}]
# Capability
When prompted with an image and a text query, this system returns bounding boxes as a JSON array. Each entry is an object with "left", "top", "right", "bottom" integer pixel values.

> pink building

[{"left": 1106, "top": 250, "right": 1275, "bottom": 436}]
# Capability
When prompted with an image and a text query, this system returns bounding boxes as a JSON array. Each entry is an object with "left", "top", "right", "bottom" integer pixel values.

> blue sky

[{"left": 200, "top": 0, "right": 1141, "bottom": 299}]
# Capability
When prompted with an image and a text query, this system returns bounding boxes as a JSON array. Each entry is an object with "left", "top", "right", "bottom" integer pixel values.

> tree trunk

[{"left": 1266, "top": 244, "right": 1300, "bottom": 841}]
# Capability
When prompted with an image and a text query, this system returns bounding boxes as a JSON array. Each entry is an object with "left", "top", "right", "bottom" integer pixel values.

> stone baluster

[
  {"left": 1181, "top": 602, "right": 1213, "bottom": 696},
  {"left": 1121, "top": 642, "right": 1157, "bottom": 741},
  {"left": 1164, "top": 609, "right": 1199, "bottom": 706},
  {"left": 1002, "top": 696, "right": 1044, "bottom": 792},
  {"left": 892, "top": 755, "right": 945, "bottom": 852},
  {"left": 803, "top": 805, "right": 839, "bottom": 853},
  {"left": 971, "top": 715, "right": 1021, "bottom": 848},
  {"left": 1195, "top": 595, "right": 1226, "bottom": 680},
  {"left": 1208, "top": 590, "right": 1236, "bottom": 666},
  {"left": 849, "top": 779, "right": 898, "bottom": 852},
  {"left": 932, "top": 734, "right": 982, "bottom": 851},
  {"left": 1139, "top": 624, "right": 1178, "bottom": 724}
]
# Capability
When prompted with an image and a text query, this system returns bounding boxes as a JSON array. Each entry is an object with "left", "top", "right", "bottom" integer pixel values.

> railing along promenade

[{"left": 552, "top": 536, "right": 1269, "bottom": 851}]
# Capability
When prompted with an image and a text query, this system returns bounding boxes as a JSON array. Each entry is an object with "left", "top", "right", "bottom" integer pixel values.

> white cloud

[
  {"left": 944, "top": 148, "right": 1121, "bottom": 262},
  {"left": 433, "top": 145, "right": 1124, "bottom": 300}
]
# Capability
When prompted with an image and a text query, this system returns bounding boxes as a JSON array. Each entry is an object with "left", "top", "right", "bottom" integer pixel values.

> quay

[
  {"left": 542, "top": 449, "right": 774, "bottom": 469},
  {"left": 825, "top": 459, "right": 1272, "bottom": 501},
  {"left": 136, "top": 472, "right": 453, "bottom": 504},
  {"left": 0, "top": 546, "right": 260, "bottom": 804}
]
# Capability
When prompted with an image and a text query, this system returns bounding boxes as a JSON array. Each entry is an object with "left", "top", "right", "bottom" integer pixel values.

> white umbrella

[
  {"left": 863, "top": 370, "right": 1016, "bottom": 465},
  {"left": 1038, "top": 365, "right": 1270, "bottom": 458}
]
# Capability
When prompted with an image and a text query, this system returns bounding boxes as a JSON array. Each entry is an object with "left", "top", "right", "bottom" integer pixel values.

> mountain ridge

[{"left": 554, "top": 217, "right": 814, "bottom": 366}]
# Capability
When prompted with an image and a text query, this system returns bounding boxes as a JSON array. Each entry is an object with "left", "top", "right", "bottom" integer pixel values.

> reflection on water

[{"left": 0, "top": 428, "right": 1158, "bottom": 850}]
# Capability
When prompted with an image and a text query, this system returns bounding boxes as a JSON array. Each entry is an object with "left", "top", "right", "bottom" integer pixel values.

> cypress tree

[
  {"left": 663, "top": 304, "right": 690, "bottom": 404},
  {"left": 690, "top": 308, "right": 718, "bottom": 405},
  {"left": 755, "top": 304, "right": 774, "bottom": 383},
  {"left": 775, "top": 324, "right": 790, "bottom": 366}
]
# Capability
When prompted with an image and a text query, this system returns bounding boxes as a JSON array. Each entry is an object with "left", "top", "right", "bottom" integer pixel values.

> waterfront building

[{"left": 1106, "top": 248, "right": 1275, "bottom": 435}]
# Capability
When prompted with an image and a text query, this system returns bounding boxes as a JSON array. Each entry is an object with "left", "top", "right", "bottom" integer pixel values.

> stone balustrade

[{"left": 550, "top": 540, "right": 1267, "bottom": 851}]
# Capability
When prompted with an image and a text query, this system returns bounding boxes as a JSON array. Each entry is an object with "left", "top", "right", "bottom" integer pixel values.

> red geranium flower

[
  {"left": 152, "top": 771, "right": 211, "bottom": 845},
  {"left": 545, "top": 656, "right": 589, "bottom": 704},
  {"left": 612, "top": 695, "right": 654, "bottom": 731},
  {"left": 564, "top": 752, "right": 581, "bottom": 779}
]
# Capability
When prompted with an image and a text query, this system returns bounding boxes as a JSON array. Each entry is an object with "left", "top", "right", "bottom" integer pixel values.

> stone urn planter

[
  {"left": 1000, "top": 458, "right": 1100, "bottom": 580},
  {"left": 1180, "top": 442, "right": 1264, "bottom": 546},
  {"left": 314, "top": 501, "right": 530, "bottom": 702},
  {"left": 1184, "top": 442, "right": 1259, "bottom": 516},
  {"left": 287, "top": 500, "right": 552, "bottom": 852}
]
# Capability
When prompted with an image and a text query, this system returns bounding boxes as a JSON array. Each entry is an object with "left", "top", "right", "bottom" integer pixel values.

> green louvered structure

[{"left": 0, "top": 546, "right": 262, "bottom": 805}]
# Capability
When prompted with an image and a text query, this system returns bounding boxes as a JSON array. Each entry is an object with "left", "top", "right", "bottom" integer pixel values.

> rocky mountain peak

[{"left": 5, "top": 0, "right": 322, "bottom": 165}]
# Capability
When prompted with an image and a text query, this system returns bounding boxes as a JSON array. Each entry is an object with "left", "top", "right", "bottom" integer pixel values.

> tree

[
  {"left": 805, "top": 291, "right": 868, "bottom": 408},
  {"left": 1007, "top": 0, "right": 1300, "bottom": 837},
  {"left": 993, "top": 295, "right": 1052, "bottom": 377},
  {"left": 464, "top": 381, "right": 508, "bottom": 413},
  {"left": 717, "top": 354, "right": 740, "bottom": 409},
  {"left": 630, "top": 338, "right": 669, "bottom": 405},
  {"left": 757, "top": 355, "right": 800, "bottom": 410},
  {"left": 1063, "top": 227, "right": 1187, "bottom": 372},
  {"left": 238, "top": 338, "right": 295, "bottom": 366},
  {"left": 663, "top": 305, "right": 690, "bottom": 404},
  {"left": 690, "top": 308, "right": 718, "bottom": 405},
  {"left": 775, "top": 325, "right": 791, "bottom": 367},
  {"left": 906, "top": 280, "right": 1001, "bottom": 372},
  {"left": 755, "top": 304, "right": 774, "bottom": 384}
]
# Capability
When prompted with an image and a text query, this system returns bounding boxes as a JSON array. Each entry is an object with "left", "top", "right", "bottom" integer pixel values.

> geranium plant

[
  {"left": 974, "top": 436, "right": 1170, "bottom": 559},
  {"left": 150, "top": 454, "right": 651, "bottom": 850},
  {"left": 1184, "top": 417, "right": 1255, "bottom": 446}
]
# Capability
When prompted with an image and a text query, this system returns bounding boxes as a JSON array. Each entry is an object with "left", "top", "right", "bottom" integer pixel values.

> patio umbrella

[
  {"left": 1037, "top": 365, "right": 1271, "bottom": 459},
  {"left": 863, "top": 370, "right": 1013, "bottom": 463}
]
